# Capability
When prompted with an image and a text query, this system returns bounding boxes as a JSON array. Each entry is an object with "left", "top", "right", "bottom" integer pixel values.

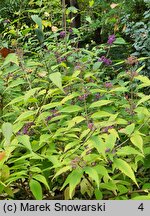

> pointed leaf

[
  {"left": 41, "top": 102, "right": 60, "bottom": 111},
  {"left": 105, "top": 133, "right": 117, "bottom": 151},
  {"left": 132, "top": 195, "right": 150, "bottom": 200},
  {"left": 17, "top": 135, "right": 32, "bottom": 152},
  {"left": 61, "top": 169, "right": 83, "bottom": 198},
  {"left": 29, "top": 179, "right": 42, "bottom": 200},
  {"left": 53, "top": 166, "right": 71, "bottom": 179},
  {"left": 114, "top": 37, "right": 126, "bottom": 44},
  {"left": 117, "top": 146, "right": 144, "bottom": 157},
  {"left": 89, "top": 100, "right": 113, "bottom": 109},
  {"left": 91, "top": 111, "right": 112, "bottom": 119},
  {"left": 130, "top": 133, "right": 143, "bottom": 153},
  {"left": 33, "top": 174, "right": 50, "bottom": 190},
  {"left": 15, "top": 110, "right": 35, "bottom": 122},
  {"left": 35, "top": 28, "right": 44, "bottom": 43},
  {"left": 114, "top": 158, "right": 138, "bottom": 186},
  {"left": 91, "top": 136, "right": 107, "bottom": 160},
  {"left": 3, "top": 53, "right": 19, "bottom": 66},
  {"left": 93, "top": 62, "right": 102, "bottom": 70},
  {"left": 137, "top": 95, "right": 150, "bottom": 106},
  {"left": 24, "top": 87, "right": 42, "bottom": 103},
  {"left": 49, "top": 72, "right": 64, "bottom": 93},
  {"left": 60, "top": 105, "right": 82, "bottom": 113},
  {"left": 84, "top": 167, "right": 99, "bottom": 188},
  {"left": 2, "top": 123, "right": 13, "bottom": 144},
  {"left": 31, "top": 15, "right": 42, "bottom": 29}
]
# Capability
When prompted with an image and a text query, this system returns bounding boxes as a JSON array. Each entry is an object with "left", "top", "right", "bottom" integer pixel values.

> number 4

[{"left": 138, "top": 203, "right": 144, "bottom": 211}]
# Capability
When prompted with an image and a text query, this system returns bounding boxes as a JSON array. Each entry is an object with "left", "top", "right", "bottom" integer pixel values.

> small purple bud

[
  {"left": 59, "top": 31, "right": 66, "bottom": 38},
  {"left": 46, "top": 116, "right": 52, "bottom": 121},
  {"left": 23, "top": 126, "right": 28, "bottom": 135},
  {"left": 107, "top": 34, "right": 116, "bottom": 45},
  {"left": 95, "top": 93, "right": 101, "bottom": 100},
  {"left": 88, "top": 122, "right": 94, "bottom": 130},
  {"left": 98, "top": 56, "right": 112, "bottom": 65},
  {"left": 104, "top": 82, "right": 113, "bottom": 88},
  {"left": 69, "top": 28, "right": 73, "bottom": 33},
  {"left": 105, "top": 148, "right": 111, "bottom": 153}
]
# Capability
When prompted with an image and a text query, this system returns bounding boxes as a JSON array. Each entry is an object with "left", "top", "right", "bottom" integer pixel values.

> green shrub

[{"left": 0, "top": 24, "right": 150, "bottom": 200}]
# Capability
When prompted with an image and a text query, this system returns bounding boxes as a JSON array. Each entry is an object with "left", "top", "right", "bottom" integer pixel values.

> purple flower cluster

[
  {"left": 17, "top": 122, "right": 34, "bottom": 135},
  {"left": 71, "top": 157, "right": 80, "bottom": 169},
  {"left": 69, "top": 28, "right": 73, "bottom": 33},
  {"left": 57, "top": 56, "right": 66, "bottom": 63},
  {"left": 98, "top": 56, "right": 112, "bottom": 65},
  {"left": 59, "top": 31, "right": 66, "bottom": 38},
  {"left": 104, "top": 82, "right": 113, "bottom": 89},
  {"left": 78, "top": 93, "right": 89, "bottom": 101},
  {"left": 88, "top": 122, "right": 94, "bottom": 131},
  {"left": 101, "top": 125, "right": 114, "bottom": 133},
  {"left": 46, "top": 109, "right": 60, "bottom": 122},
  {"left": 107, "top": 34, "right": 116, "bottom": 45}
]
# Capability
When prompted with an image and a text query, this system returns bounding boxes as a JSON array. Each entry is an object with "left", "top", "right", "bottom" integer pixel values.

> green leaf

[
  {"left": 33, "top": 174, "right": 50, "bottom": 190},
  {"left": 4, "top": 79, "right": 25, "bottom": 92},
  {"left": 2, "top": 123, "right": 13, "bottom": 144},
  {"left": 89, "top": 100, "right": 113, "bottom": 109},
  {"left": 39, "top": 134, "right": 51, "bottom": 145},
  {"left": 4, "top": 187, "right": 14, "bottom": 198},
  {"left": 99, "top": 181, "right": 117, "bottom": 191},
  {"left": 17, "top": 135, "right": 32, "bottom": 152},
  {"left": 125, "top": 123, "right": 135, "bottom": 135},
  {"left": 114, "top": 158, "right": 138, "bottom": 186},
  {"left": 91, "top": 111, "right": 112, "bottom": 119},
  {"left": 49, "top": 72, "right": 64, "bottom": 93},
  {"left": 89, "top": 0, "right": 94, "bottom": 7},
  {"left": 60, "top": 105, "right": 82, "bottom": 113},
  {"left": 132, "top": 195, "right": 150, "bottom": 200},
  {"left": 130, "top": 133, "right": 143, "bottom": 153},
  {"left": 114, "top": 37, "right": 126, "bottom": 44},
  {"left": 85, "top": 16, "right": 92, "bottom": 23},
  {"left": 35, "top": 28, "right": 44, "bottom": 43},
  {"left": 80, "top": 179, "right": 93, "bottom": 197},
  {"left": 15, "top": 110, "right": 35, "bottom": 122},
  {"left": 31, "top": 15, "right": 42, "bottom": 29},
  {"left": 136, "top": 64, "right": 145, "bottom": 73},
  {"left": 105, "top": 133, "right": 117, "bottom": 151},
  {"left": 67, "top": 6, "right": 78, "bottom": 14},
  {"left": 93, "top": 61, "right": 102, "bottom": 70},
  {"left": 2, "top": 53, "right": 19, "bottom": 67},
  {"left": 64, "top": 141, "right": 79, "bottom": 152},
  {"left": 90, "top": 136, "right": 106, "bottom": 160},
  {"left": 29, "top": 179, "right": 43, "bottom": 200},
  {"left": 61, "top": 92, "right": 79, "bottom": 104},
  {"left": 117, "top": 146, "right": 144, "bottom": 157},
  {"left": 94, "top": 165, "right": 111, "bottom": 180},
  {"left": 4, "top": 96, "right": 24, "bottom": 108},
  {"left": 24, "top": 87, "right": 42, "bottom": 103},
  {"left": 61, "top": 169, "right": 83, "bottom": 199},
  {"left": 120, "top": 123, "right": 135, "bottom": 136},
  {"left": 1, "top": 165, "right": 10, "bottom": 181},
  {"left": 53, "top": 166, "right": 71, "bottom": 179},
  {"left": 135, "top": 75, "right": 150, "bottom": 89},
  {"left": 137, "top": 95, "right": 150, "bottom": 106},
  {"left": 67, "top": 116, "right": 85, "bottom": 129},
  {"left": 94, "top": 188, "right": 103, "bottom": 200},
  {"left": 84, "top": 167, "right": 99, "bottom": 188},
  {"left": 41, "top": 102, "right": 60, "bottom": 111},
  {"left": 109, "top": 87, "right": 128, "bottom": 92}
]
